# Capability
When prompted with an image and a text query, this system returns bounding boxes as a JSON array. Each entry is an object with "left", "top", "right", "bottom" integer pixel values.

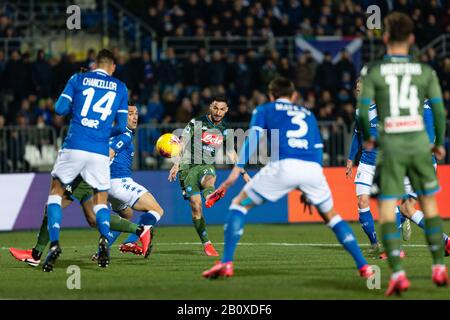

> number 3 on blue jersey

[
  {"left": 286, "top": 111, "right": 308, "bottom": 138},
  {"left": 81, "top": 88, "right": 116, "bottom": 121}
]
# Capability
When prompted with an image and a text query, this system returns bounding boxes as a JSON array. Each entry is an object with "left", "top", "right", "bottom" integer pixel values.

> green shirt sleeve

[
  {"left": 357, "top": 65, "right": 374, "bottom": 141},
  {"left": 427, "top": 69, "right": 446, "bottom": 147}
]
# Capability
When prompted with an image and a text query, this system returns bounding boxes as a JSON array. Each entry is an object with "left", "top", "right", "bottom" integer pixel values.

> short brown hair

[
  {"left": 268, "top": 77, "right": 295, "bottom": 99},
  {"left": 96, "top": 49, "right": 115, "bottom": 65},
  {"left": 384, "top": 12, "right": 414, "bottom": 43}
]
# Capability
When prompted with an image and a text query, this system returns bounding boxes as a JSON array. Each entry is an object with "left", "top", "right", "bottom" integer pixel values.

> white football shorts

[
  {"left": 243, "top": 159, "right": 333, "bottom": 213},
  {"left": 51, "top": 148, "right": 110, "bottom": 191},
  {"left": 108, "top": 178, "right": 148, "bottom": 212},
  {"left": 354, "top": 162, "right": 375, "bottom": 196}
]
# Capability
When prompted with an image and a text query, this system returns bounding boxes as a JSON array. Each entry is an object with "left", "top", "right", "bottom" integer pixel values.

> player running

[
  {"left": 358, "top": 12, "right": 448, "bottom": 295},
  {"left": 107, "top": 104, "right": 164, "bottom": 257},
  {"left": 203, "top": 77, "right": 373, "bottom": 279},
  {"left": 168, "top": 95, "right": 250, "bottom": 257},
  {"left": 9, "top": 175, "right": 150, "bottom": 266},
  {"left": 43, "top": 49, "right": 129, "bottom": 271}
]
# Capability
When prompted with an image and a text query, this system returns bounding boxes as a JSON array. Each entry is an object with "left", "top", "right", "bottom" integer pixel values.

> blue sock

[
  {"left": 222, "top": 205, "right": 247, "bottom": 263},
  {"left": 395, "top": 206, "right": 403, "bottom": 229},
  {"left": 329, "top": 216, "right": 367, "bottom": 269},
  {"left": 358, "top": 208, "right": 377, "bottom": 245},
  {"left": 95, "top": 205, "right": 111, "bottom": 238},
  {"left": 47, "top": 197, "right": 62, "bottom": 243},
  {"left": 123, "top": 211, "right": 160, "bottom": 244},
  {"left": 107, "top": 231, "right": 122, "bottom": 247}
]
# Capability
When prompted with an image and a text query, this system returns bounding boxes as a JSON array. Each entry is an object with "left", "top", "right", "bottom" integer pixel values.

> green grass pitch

[{"left": 1, "top": 221, "right": 449, "bottom": 299}]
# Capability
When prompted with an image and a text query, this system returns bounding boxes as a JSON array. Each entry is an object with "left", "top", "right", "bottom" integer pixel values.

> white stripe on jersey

[
  {"left": 117, "top": 110, "right": 128, "bottom": 113},
  {"left": 61, "top": 94, "right": 72, "bottom": 102}
]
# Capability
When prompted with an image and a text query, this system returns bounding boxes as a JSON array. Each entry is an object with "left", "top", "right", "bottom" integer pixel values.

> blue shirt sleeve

[
  {"left": 236, "top": 107, "right": 265, "bottom": 168},
  {"left": 423, "top": 102, "right": 435, "bottom": 144},
  {"left": 348, "top": 111, "right": 362, "bottom": 161},
  {"left": 110, "top": 132, "right": 132, "bottom": 153},
  {"left": 55, "top": 74, "right": 77, "bottom": 116},
  {"left": 111, "top": 85, "right": 129, "bottom": 136}
]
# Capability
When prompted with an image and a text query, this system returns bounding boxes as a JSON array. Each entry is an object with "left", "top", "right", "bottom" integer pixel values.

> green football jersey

[
  {"left": 358, "top": 55, "right": 445, "bottom": 149},
  {"left": 179, "top": 115, "right": 231, "bottom": 171}
]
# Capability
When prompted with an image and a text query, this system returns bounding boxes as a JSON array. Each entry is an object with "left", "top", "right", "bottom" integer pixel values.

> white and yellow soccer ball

[{"left": 156, "top": 133, "right": 182, "bottom": 158}]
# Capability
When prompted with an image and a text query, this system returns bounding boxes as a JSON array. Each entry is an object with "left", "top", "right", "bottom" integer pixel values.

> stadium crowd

[
  {"left": 0, "top": 46, "right": 449, "bottom": 131},
  {"left": 0, "top": 0, "right": 449, "bottom": 172},
  {"left": 135, "top": 0, "right": 450, "bottom": 46}
]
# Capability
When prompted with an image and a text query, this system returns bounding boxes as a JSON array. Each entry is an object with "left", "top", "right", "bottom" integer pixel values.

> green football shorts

[
  {"left": 375, "top": 147, "right": 439, "bottom": 200},
  {"left": 178, "top": 164, "right": 216, "bottom": 200}
]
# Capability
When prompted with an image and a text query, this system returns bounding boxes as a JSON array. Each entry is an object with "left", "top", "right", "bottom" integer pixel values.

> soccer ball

[{"left": 156, "top": 133, "right": 182, "bottom": 158}]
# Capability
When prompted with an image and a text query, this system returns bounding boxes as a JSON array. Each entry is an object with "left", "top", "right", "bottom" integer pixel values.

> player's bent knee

[{"left": 357, "top": 195, "right": 370, "bottom": 209}]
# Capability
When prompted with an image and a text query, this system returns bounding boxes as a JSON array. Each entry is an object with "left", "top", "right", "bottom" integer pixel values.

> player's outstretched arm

[{"left": 427, "top": 70, "right": 446, "bottom": 158}]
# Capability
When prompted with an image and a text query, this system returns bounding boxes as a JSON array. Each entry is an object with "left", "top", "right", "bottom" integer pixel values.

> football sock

[
  {"left": 410, "top": 211, "right": 448, "bottom": 243},
  {"left": 381, "top": 222, "right": 403, "bottom": 272},
  {"left": 110, "top": 214, "right": 139, "bottom": 234},
  {"left": 35, "top": 206, "right": 50, "bottom": 254},
  {"left": 222, "top": 205, "right": 247, "bottom": 263},
  {"left": 424, "top": 216, "right": 445, "bottom": 265},
  {"left": 328, "top": 215, "right": 367, "bottom": 269},
  {"left": 202, "top": 186, "right": 215, "bottom": 199},
  {"left": 94, "top": 204, "right": 111, "bottom": 238},
  {"left": 193, "top": 216, "right": 210, "bottom": 244},
  {"left": 358, "top": 207, "right": 378, "bottom": 245},
  {"left": 107, "top": 231, "right": 122, "bottom": 247},
  {"left": 395, "top": 206, "right": 403, "bottom": 230},
  {"left": 123, "top": 211, "right": 160, "bottom": 243},
  {"left": 410, "top": 210, "right": 425, "bottom": 228},
  {"left": 47, "top": 195, "right": 62, "bottom": 243}
]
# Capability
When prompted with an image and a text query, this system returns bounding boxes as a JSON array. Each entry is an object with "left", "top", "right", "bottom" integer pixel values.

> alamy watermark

[
  {"left": 366, "top": 5, "right": 381, "bottom": 30},
  {"left": 66, "top": 265, "right": 81, "bottom": 290},
  {"left": 66, "top": 5, "right": 81, "bottom": 30},
  {"left": 366, "top": 265, "right": 381, "bottom": 290}
]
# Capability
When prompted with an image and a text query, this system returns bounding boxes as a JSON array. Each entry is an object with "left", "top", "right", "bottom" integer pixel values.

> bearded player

[
  {"left": 203, "top": 77, "right": 373, "bottom": 279},
  {"left": 358, "top": 12, "right": 448, "bottom": 295},
  {"left": 167, "top": 95, "right": 250, "bottom": 256}
]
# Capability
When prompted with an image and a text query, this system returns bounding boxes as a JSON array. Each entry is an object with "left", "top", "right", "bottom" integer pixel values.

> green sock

[
  {"left": 34, "top": 207, "right": 50, "bottom": 254},
  {"left": 110, "top": 214, "right": 139, "bottom": 234},
  {"left": 381, "top": 222, "right": 403, "bottom": 272},
  {"left": 193, "top": 217, "right": 209, "bottom": 244},
  {"left": 202, "top": 186, "right": 215, "bottom": 199},
  {"left": 424, "top": 216, "right": 445, "bottom": 265}
]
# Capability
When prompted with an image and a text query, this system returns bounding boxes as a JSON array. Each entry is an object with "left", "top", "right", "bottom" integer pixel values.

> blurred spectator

[
  {"left": 175, "top": 97, "right": 193, "bottom": 123},
  {"left": 259, "top": 58, "right": 278, "bottom": 91},
  {"left": 293, "top": 53, "right": 316, "bottom": 95},
  {"left": 32, "top": 49, "right": 52, "bottom": 98},
  {"left": 208, "top": 50, "right": 226, "bottom": 88},
  {"left": 233, "top": 54, "right": 252, "bottom": 97},
  {"left": 315, "top": 52, "right": 337, "bottom": 93},
  {"left": 83, "top": 48, "right": 96, "bottom": 70},
  {"left": 157, "top": 47, "right": 181, "bottom": 92}
]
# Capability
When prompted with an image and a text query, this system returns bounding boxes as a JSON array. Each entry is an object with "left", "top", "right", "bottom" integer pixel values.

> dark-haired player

[
  {"left": 203, "top": 77, "right": 373, "bottom": 279},
  {"left": 164, "top": 96, "right": 250, "bottom": 256},
  {"left": 43, "top": 49, "right": 129, "bottom": 271},
  {"left": 358, "top": 12, "right": 448, "bottom": 295}
]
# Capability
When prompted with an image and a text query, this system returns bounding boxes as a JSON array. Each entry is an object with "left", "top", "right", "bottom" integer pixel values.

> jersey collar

[
  {"left": 93, "top": 68, "right": 110, "bottom": 76},
  {"left": 276, "top": 98, "right": 292, "bottom": 103},
  {"left": 383, "top": 54, "right": 411, "bottom": 61}
]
